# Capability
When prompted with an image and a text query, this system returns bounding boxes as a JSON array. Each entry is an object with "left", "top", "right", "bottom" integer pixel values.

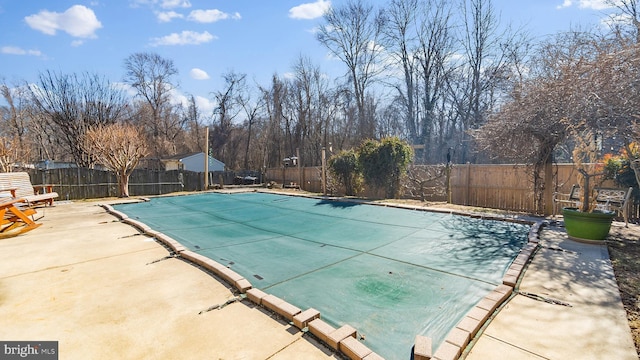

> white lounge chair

[{"left": 0, "top": 172, "right": 58, "bottom": 208}]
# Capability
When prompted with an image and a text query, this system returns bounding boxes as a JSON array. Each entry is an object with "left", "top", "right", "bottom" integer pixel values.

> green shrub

[
  {"left": 328, "top": 149, "right": 362, "bottom": 196},
  {"left": 357, "top": 137, "right": 414, "bottom": 199}
]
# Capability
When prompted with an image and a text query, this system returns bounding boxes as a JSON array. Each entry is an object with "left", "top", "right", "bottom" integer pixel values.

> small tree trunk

[{"left": 119, "top": 173, "right": 130, "bottom": 197}]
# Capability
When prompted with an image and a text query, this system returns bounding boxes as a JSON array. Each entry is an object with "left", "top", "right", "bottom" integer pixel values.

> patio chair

[
  {"left": 0, "top": 172, "right": 58, "bottom": 208},
  {"left": 552, "top": 184, "right": 581, "bottom": 217},
  {"left": 0, "top": 197, "right": 41, "bottom": 238}
]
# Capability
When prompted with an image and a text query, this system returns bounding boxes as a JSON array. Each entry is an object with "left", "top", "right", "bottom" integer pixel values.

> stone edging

[
  {"left": 424, "top": 221, "right": 542, "bottom": 360},
  {"left": 100, "top": 198, "right": 544, "bottom": 360},
  {"left": 100, "top": 203, "right": 384, "bottom": 359}
]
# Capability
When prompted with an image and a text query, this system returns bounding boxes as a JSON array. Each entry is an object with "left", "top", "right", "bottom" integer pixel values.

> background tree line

[{"left": 1, "top": 0, "right": 639, "bottom": 176}]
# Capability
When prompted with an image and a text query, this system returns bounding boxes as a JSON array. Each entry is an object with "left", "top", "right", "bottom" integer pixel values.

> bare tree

[
  {"left": 476, "top": 30, "right": 640, "bottom": 213},
  {"left": 1, "top": 82, "right": 36, "bottom": 165},
  {"left": 258, "top": 75, "right": 288, "bottom": 169},
  {"left": 238, "top": 84, "right": 265, "bottom": 169},
  {"left": 211, "top": 71, "right": 246, "bottom": 169},
  {"left": 586, "top": 38, "right": 640, "bottom": 188},
  {"left": 84, "top": 123, "right": 148, "bottom": 197},
  {"left": 317, "top": 0, "right": 386, "bottom": 140},
  {"left": 607, "top": 0, "right": 640, "bottom": 43},
  {"left": 413, "top": 0, "right": 455, "bottom": 161},
  {"left": 0, "top": 136, "right": 18, "bottom": 172},
  {"left": 29, "top": 71, "right": 128, "bottom": 167},
  {"left": 1, "top": 84, "right": 27, "bottom": 148},
  {"left": 123, "top": 52, "right": 178, "bottom": 157},
  {"left": 185, "top": 95, "right": 203, "bottom": 152},
  {"left": 382, "top": 0, "right": 419, "bottom": 142},
  {"left": 454, "top": 0, "right": 519, "bottom": 162}
]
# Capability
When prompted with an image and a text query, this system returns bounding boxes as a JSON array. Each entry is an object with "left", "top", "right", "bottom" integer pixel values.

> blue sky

[{"left": 0, "top": 0, "right": 622, "bottom": 114}]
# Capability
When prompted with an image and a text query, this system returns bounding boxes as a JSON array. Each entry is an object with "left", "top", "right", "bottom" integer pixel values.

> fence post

[
  {"left": 544, "top": 158, "right": 554, "bottom": 216},
  {"left": 321, "top": 147, "right": 327, "bottom": 196},
  {"left": 297, "top": 147, "right": 302, "bottom": 190},
  {"left": 465, "top": 162, "right": 471, "bottom": 206},
  {"left": 446, "top": 163, "right": 451, "bottom": 203}
]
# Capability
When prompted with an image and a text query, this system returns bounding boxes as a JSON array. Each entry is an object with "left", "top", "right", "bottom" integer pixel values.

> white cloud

[
  {"left": 601, "top": 12, "right": 633, "bottom": 28},
  {"left": 150, "top": 30, "right": 216, "bottom": 46},
  {"left": 169, "top": 88, "right": 188, "bottom": 106},
  {"left": 71, "top": 40, "right": 84, "bottom": 47},
  {"left": 167, "top": 90, "right": 214, "bottom": 115},
  {"left": 557, "top": 0, "right": 613, "bottom": 10},
  {"left": 112, "top": 82, "right": 138, "bottom": 98},
  {"left": 190, "top": 68, "right": 210, "bottom": 80},
  {"left": 194, "top": 95, "right": 215, "bottom": 114},
  {"left": 24, "top": 5, "right": 102, "bottom": 38},
  {"left": 157, "top": 10, "right": 183, "bottom": 22},
  {"left": 160, "top": 0, "right": 191, "bottom": 9},
  {"left": 1, "top": 46, "right": 42, "bottom": 56},
  {"left": 187, "top": 9, "right": 236, "bottom": 23},
  {"left": 129, "top": 0, "right": 153, "bottom": 8},
  {"left": 289, "top": 0, "right": 331, "bottom": 20},
  {"left": 577, "top": 0, "right": 612, "bottom": 10}
]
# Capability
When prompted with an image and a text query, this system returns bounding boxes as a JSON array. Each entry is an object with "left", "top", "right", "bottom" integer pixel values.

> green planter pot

[{"left": 562, "top": 207, "right": 615, "bottom": 243}]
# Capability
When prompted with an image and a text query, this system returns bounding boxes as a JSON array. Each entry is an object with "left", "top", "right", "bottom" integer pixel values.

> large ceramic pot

[{"left": 562, "top": 207, "right": 615, "bottom": 243}]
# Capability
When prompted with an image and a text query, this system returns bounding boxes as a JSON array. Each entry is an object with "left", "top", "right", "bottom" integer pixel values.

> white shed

[{"left": 161, "top": 152, "right": 225, "bottom": 172}]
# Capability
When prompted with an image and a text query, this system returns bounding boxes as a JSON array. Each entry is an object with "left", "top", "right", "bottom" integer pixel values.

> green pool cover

[{"left": 115, "top": 192, "right": 529, "bottom": 359}]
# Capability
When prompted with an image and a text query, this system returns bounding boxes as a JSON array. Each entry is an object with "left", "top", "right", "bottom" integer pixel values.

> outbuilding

[{"left": 161, "top": 152, "right": 225, "bottom": 172}]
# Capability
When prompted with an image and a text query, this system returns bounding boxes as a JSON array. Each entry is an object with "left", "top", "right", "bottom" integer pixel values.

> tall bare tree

[
  {"left": 238, "top": 83, "right": 265, "bottom": 170},
  {"left": 1, "top": 82, "right": 35, "bottom": 165},
  {"left": 317, "top": 0, "right": 386, "bottom": 140},
  {"left": 182, "top": 94, "right": 204, "bottom": 153},
  {"left": 123, "top": 52, "right": 178, "bottom": 157},
  {"left": 211, "top": 71, "right": 246, "bottom": 169},
  {"left": 382, "top": 0, "right": 419, "bottom": 143},
  {"left": 259, "top": 75, "right": 288, "bottom": 169},
  {"left": 29, "top": 71, "right": 128, "bottom": 167},
  {"left": 454, "top": 0, "right": 518, "bottom": 162},
  {"left": 413, "top": 0, "right": 455, "bottom": 161}
]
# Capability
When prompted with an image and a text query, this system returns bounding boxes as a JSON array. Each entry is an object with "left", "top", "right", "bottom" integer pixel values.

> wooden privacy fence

[
  {"left": 265, "top": 166, "right": 323, "bottom": 193},
  {"left": 16, "top": 164, "right": 636, "bottom": 218},
  {"left": 448, "top": 163, "right": 630, "bottom": 214},
  {"left": 266, "top": 163, "right": 637, "bottom": 218},
  {"left": 267, "top": 163, "right": 583, "bottom": 210},
  {"left": 23, "top": 168, "right": 260, "bottom": 200}
]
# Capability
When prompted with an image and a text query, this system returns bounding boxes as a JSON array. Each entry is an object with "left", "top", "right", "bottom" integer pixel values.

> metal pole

[
  {"left": 204, "top": 127, "right": 209, "bottom": 191},
  {"left": 321, "top": 147, "right": 326, "bottom": 196},
  {"left": 296, "top": 147, "right": 301, "bottom": 190}
]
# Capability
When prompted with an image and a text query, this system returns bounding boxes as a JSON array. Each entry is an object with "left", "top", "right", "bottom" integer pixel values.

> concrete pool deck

[{"left": 0, "top": 199, "right": 637, "bottom": 359}]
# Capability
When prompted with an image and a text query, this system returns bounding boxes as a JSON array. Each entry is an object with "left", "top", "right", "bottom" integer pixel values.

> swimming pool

[{"left": 115, "top": 192, "right": 529, "bottom": 359}]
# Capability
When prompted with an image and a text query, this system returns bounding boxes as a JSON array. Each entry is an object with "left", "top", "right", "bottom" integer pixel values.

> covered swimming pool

[{"left": 115, "top": 192, "right": 529, "bottom": 359}]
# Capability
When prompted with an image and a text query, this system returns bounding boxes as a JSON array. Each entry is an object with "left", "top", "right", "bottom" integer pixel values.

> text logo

[{"left": 1, "top": 341, "right": 58, "bottom": 359}]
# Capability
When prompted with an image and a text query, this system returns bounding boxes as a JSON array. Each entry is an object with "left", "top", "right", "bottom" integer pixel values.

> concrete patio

[{"left": 0, "top": 199, "right": 636, "bottom": 359}]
